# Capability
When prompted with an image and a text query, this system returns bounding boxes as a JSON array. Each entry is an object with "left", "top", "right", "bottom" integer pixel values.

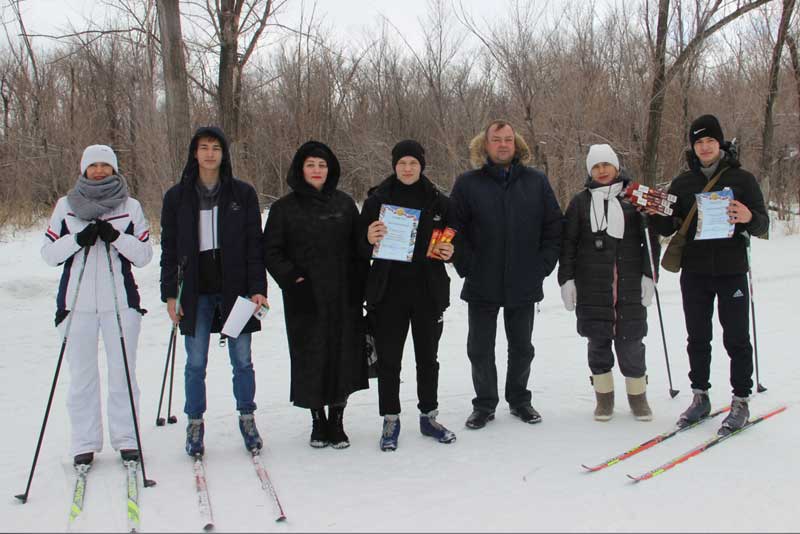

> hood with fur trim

[{"left": 468, "top": 131, "right": 532, "bottom": 169}]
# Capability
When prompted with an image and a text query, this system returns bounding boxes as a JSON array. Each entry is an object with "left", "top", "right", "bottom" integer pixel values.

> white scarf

[{"left": 589, "top": 182, "right": 624, "bottom": 239}]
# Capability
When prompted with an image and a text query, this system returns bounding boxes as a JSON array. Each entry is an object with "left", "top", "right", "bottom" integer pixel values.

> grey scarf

[{"left": 67, "top": 174, "right": 129, "bottom": 220}]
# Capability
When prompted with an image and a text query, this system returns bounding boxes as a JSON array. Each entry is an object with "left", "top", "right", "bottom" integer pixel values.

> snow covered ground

[{"left": 1, "top": 215, "right": 798, "bottom": 532}]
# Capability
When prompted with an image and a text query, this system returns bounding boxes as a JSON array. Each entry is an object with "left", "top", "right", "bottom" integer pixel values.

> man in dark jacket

[
  {"left": 648, "top": 114, "right": 769, "bottom": 436},
  {"left": 449, "top": 120, "right": 563, "bottom": 429},
  {"left": 160, "top": 126, "right": 268, "bottom": 457}
]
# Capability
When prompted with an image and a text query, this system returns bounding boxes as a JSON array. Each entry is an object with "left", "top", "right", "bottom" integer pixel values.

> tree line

[{"left": 1, "top": 0, "right": 798, "bottom": 231}]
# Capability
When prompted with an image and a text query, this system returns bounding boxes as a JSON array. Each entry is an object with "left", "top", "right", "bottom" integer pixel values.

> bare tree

[
  {"left": 759, "top": 0, "right": 796, "bottom": 209},
  {"left": 641, "top": 0, "right": 774, "bottom": 185},
  {"left": 156, "top": 0, "right": 191, "bottom": 178}
]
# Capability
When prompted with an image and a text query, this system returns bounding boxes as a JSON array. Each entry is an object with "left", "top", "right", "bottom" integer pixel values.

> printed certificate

[
  {"left": 372, "top": 204, "right": 421, "bottom": 262},
  {"left": 695, "top": 187, "right": 735, "bottom": 240}
]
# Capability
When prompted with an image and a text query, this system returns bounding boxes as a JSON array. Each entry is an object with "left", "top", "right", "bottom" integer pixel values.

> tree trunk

[
  {"left": 784, "top": 34, "right": 800, "bottom": 212},
  {"left": 761, "top": 0, "right": 797, "bottom": 209},
  {"left": 640, "top": 0, "right": 670, "bottom": 186},
  {"left": 218, "top": 0, "right": 241, "bottom": 143},
  {"left": 156, "top": 0, "right": 192, "bottom": 181}
]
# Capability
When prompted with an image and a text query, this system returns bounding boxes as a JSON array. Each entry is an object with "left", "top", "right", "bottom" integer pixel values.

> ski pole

[
  {"left": 641, "top": 214, "right": 679, "bottom": 398},
  {"left": 104, "top": 242, "right": 156, "bottom": 488},
  {"left": 16, "top": 246, "right": 91, "bottom": 504},
  {"left": 156, "top": 261, "right": 184, "bottom": 426},
  {"left": 746, "top": 240, "right": 766, "bottom": 393},
  {"left": 166, "top": 260, "right": 185, "bottom": 423}
]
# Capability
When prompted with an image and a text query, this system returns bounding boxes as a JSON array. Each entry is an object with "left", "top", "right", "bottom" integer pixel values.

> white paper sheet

[{"left": 221, "top": 296, "right": 259, "bottom": 338}]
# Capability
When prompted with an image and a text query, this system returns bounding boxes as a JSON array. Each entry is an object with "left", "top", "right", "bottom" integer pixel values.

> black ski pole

[
  {"left": 16, "top": 246, "right": 91, "bottom": 504},
  {"left": 641, "top": 215, "right": 679, "bottom": 398},
  {"left": 155, "top": 260, "right": 184, "bottom": 426},
  {"left": 165, "top": 259, "right": 185, "bottom": 424},
  {"left": 746, "top": 241, "right": 766, "bottom": 393},
  {"left": 104, "top": 242, "right": 156, "bottom": 487},
  {"left": 155, "top": 327, "right": 177, "bottom": 426}
]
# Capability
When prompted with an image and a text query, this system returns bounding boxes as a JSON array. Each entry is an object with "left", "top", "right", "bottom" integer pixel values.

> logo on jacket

[
  {"left": 230, "top": 201, "right": 241, "bottom": 211},
  {"left": 433, "top": 214, "right": 442, "bottom": 222},
  {"left": 693, "top": 128, "right": 705, "bottom": 135},
  {"left": 732, "top": 289, "right": 744, "bottom": 298}
]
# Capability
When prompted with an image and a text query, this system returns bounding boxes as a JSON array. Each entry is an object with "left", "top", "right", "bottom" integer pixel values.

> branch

[{"left": 666, "top": 0, "right": 773, "bottom": 82}]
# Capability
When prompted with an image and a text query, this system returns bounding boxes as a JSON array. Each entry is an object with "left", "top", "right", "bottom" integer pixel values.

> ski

[
  {"left": 627, "top": 405, "right": 787, "bottom": 483},
  {"left": 67, "top": 463, "right": 91, "bottom": 528},
  {"left": 125, "top": 460, "right": 141, "bottom": 533},
  {"left": 581, "top": 405, "right": 731, "bottom": 472},
  {"left": 251, "top": 450, "right": 286, "bottom": 522},
  {"left": 193, "top": 455, "right": 215, "bottom": 531}
]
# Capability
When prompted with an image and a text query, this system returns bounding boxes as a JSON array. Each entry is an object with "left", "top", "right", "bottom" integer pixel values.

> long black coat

[
  {"left": 160, "top": 127, "right": 266, "bottom": 337},
  {"left": 358, "top": 174, "right": 451, "bottom": 316},
  {"left": 449, "top": 157, "right": 563, "bottom": 307},
  {"left": 557, "top": 177, "right": 660, "bottom": 341},
  {"left": 648, "top": 146, "right": 769, "bottom": 275},
  {"left": 263, "top": 141, "right": 368, "bottom": 408}
]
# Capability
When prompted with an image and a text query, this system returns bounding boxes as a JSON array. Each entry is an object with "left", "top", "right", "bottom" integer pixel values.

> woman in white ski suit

[{"left": 41, "top": 145, "right": 153, "bottom": 463}]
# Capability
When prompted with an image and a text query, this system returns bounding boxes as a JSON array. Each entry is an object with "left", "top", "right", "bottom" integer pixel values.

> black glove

[
  {"left": 75, "top": 223, "right": 99, "bottom": 247},
  {"left": 287, "top": 278, "right": 316, "bottom": 313},
  {"left": 97, "top": 219, "right": 120, "bottom": 243}
]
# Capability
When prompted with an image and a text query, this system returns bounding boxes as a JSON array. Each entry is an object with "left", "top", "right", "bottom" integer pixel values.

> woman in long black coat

[{"left": 263, "top": 141, "right": 368, "bottom": 449}]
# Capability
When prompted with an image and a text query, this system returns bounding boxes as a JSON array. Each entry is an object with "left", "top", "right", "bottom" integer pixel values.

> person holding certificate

[
  {"left": 263, "top": 141, "right": 368, "bottom": 450},
  {"left": 647, "top": 115, "right": 769, "bottom": 436},
  {"left": 359, "top": 140, "right": 457, "bottom": 451}
]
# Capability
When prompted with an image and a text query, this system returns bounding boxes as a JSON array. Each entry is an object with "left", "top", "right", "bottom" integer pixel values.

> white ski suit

[{"left": 41, "top": 196, "right": 153, "bottom": 457}]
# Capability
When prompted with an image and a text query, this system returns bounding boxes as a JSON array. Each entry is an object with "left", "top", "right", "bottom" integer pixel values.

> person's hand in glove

[
  {"left": 75, "top": 223, "right": 99, "bottom": 247},
  {"left": 560, "top": 279, "right": 576, "bottom": 311},
  {"left": 97, "top": 219, "right": 120, "bottom": 243},
  {"left": 641, "top": 275, "right": 655, "bottom": 307}
]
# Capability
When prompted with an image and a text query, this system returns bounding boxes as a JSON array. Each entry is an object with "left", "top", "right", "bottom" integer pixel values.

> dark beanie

[
  {"left": 391, "top": 139, "right": 426, "bottom": 172},
  {"left": 689, "top": 114, "right": 724, "bottom": 146}
]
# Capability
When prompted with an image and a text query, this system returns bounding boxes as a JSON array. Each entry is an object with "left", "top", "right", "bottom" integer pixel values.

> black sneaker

[
  {"left": 120, "top": 449, "right": 139, "bottom": 462},
  {"left": 718, "top": 396, "right": 750, "bottom": 436},
  {"left": 677, "top": 389, "right": 711, "bottom": 428},
  {"left": 465, "top": 410, "right": 495, "bottom": 429},
  {"left": 73, "top": 452, "right": 94, "bottom": 466},
  {"left": 510, "top": 404, "right": 542, "bottom": 424}
]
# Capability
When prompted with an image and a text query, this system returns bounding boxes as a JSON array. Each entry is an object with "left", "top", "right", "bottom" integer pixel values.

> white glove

[
  {"left": 560, "top": 279, "right": 576, "bottom": 311},
  {"left": 641, "top": 275, "right": 655, "bottom": 307}
]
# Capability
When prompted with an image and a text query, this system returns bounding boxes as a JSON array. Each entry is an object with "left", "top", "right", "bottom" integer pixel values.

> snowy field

[{"left": 1, "top": 214, "right": 798, "bottom": 532}]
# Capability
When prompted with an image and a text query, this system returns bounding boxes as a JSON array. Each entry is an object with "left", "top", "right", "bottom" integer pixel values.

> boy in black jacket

[
  {"left": 359, "top": 140, "right": 457, "bottom": 451},
  {"left": 160, "top": 126, "right": 268, "bottom": 457},
  {"left": 648, "top": 115, "right": 769, "bottom": 436}
]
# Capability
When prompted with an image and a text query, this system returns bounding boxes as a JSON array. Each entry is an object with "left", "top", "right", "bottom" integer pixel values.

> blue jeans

[{"left": 184, "top": 294, "right": 257, "bottom": 418}]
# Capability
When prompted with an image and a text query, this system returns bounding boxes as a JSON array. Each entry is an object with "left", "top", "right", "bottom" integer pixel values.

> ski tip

[
  {"left": 626, "top": 474, "right": 641, "bottom": 483},
  {"left": 580, "top": 464, "right": 595, "bottom": 472},
  {"left": 14, "top": 493, "right": 27, "bottom": 504}
]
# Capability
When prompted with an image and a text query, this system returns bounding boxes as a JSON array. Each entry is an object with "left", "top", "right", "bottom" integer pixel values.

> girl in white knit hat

[
  {"left": 41, "top": 144, "right": 153, "bottom": 465},
  {"left": 556, "top": 144, "right": 659, "bottom": 421}
]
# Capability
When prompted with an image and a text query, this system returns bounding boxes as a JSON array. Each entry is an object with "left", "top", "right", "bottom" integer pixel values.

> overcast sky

[{"left": 12, "top": 0, "right": 524, "bottom": 53}]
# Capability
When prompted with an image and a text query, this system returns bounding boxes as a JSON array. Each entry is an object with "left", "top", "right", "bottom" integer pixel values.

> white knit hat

[
  {"left": 80, "top": 144, "right": 118, "bottom": 175},
  {"left": 585, "top": 144, "right": 619, "bottom": 176}
]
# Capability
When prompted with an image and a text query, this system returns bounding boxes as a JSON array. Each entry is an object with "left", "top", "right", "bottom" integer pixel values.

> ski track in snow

[{"left": 1, "top": 217, "right": 799, "bottom": 532}]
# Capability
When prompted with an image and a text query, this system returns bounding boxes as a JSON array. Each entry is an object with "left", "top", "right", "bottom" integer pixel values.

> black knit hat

[
  {"left": 689, "top": 114, "right": 724, "bottom": 147},
  {"left": 391, "top": 139, "right": 426, "bottom": 172}
]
